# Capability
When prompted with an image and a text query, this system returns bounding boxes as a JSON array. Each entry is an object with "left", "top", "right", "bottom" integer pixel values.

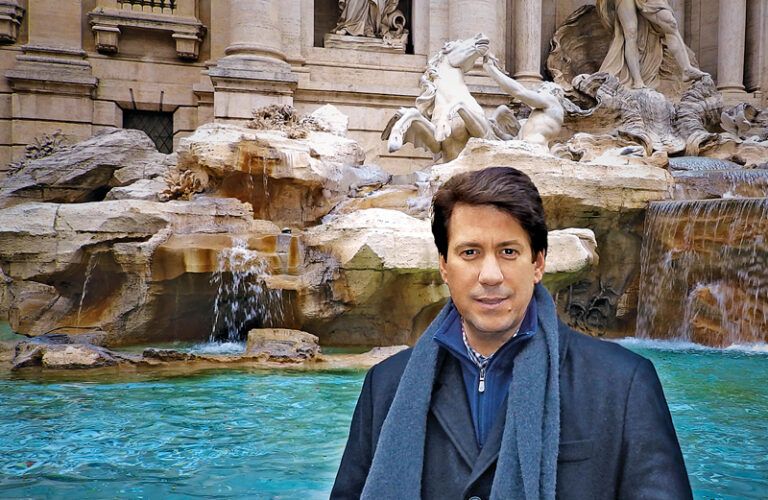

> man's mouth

[{"left": 474, "top": 297, "right": 508, "bottom": 306}]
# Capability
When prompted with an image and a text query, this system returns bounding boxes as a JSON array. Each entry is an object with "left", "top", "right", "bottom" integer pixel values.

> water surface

[{"left": 1, "top": 340, "right": 766, "bottom": 499}]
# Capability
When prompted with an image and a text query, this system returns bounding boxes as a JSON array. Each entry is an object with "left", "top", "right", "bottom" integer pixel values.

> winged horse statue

[{"left": 382, "top": 33, "right": 520, "bottom": 162}]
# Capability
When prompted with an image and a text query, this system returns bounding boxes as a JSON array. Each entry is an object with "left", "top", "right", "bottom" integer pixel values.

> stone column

[
  {"left": 208, "top": 0, "right": 297, "bottom": 121},
  {"left": 717, "top": 0, "right": 747, "bottom": 93},
  {"left": 447, "top": 0, "right": 503, "bottom": 64},
  {"left": 514, "top": 0, "right": 543, "bottom": 85}
]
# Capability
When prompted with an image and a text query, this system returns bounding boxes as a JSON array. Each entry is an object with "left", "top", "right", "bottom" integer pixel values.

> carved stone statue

[
  {"left": 596, "top": 0, "right": 706, "bottom": 89},
  {"left": 334, "top": 0, "right": 405, "bottom": 40},
  {"left": 483, "top": 54, "right": 581, "bottom": 149},
  {"left": 382, "top": 34, "right": 519, "bottom": 162}
]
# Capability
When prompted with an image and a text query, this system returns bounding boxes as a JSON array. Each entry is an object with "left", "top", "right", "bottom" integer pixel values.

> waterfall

[
  {"left": 209, "top": 238, "right": 283, "bottom": 343},
  {"left": 636, "top": 198, "right": 768, "bottom": 347},
  {"left": 76, "top": 252, "right": 100, "bottom": 327}
]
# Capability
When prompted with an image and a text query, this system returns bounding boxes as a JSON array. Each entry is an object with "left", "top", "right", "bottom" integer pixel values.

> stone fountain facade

[{"left": 1, "top": 1, "right": 767, "bottom": 353}]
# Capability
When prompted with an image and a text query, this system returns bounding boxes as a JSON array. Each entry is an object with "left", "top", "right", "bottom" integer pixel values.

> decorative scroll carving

[{"left": 0, "top": 0, "right": 24, "bottom": 44}]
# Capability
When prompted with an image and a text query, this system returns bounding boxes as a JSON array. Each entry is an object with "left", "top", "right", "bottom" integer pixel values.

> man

[{"left": 331, "top": 167, "right": 692, "bottom": 499}]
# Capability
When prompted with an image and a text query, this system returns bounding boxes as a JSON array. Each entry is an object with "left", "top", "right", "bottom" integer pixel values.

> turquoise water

[{"left": 1, "top": 340, "right": 766, "bottom": 499}]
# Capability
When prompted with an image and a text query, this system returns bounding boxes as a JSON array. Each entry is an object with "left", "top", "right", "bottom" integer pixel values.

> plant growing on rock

[
  {"left": 159, "top": 169, "right": 205, "bottom": 201},
  {"left": 7, "top": 131, "right": 69, "bottom": 175},
  {"left": 247, "top": 104, "right": 325, "bottom": 139}
]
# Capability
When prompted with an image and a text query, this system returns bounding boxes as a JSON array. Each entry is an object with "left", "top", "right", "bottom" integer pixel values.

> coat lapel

[
  {"left": 430, "top": 355, "right": 480, "bottom": 467},
  {"left": 467, "top": 394, "right": 507, "bottom": 483}
]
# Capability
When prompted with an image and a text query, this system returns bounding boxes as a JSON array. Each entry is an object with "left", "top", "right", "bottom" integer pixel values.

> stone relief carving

[
  {"left": 327, "top": 0, "right": 408, "bottom": 51},
  {"left": 595, "top": 0, "right": 706, "bottom": 89}
]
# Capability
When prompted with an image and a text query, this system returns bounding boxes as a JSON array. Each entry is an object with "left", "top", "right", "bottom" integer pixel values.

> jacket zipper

[{"left": 478, "top": 364, "right": 486, "bottom": 393}]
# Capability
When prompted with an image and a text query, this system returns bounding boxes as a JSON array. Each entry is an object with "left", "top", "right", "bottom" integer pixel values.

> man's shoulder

[
  {"left": 366, "top": 346, "right": 413, "bottom": 388},
  {"left": 559, "top": 320, "right": 650, "bottom": 378}
]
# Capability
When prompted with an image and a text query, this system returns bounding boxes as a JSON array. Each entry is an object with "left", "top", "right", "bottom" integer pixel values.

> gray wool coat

[{"left": 331, "top": 321, "right": 693, "bottom": 500}]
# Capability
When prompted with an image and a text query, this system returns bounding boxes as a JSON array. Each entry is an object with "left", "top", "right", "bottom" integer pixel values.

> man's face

[{"left": 439, "top": 203, "right": 545, "bottom": 353}]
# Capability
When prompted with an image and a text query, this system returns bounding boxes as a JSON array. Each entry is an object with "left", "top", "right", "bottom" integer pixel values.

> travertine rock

[
  {"left": 12, "top": 341, "right": 123, "bottom": 370},
  {"left": 432, "top": 138, "right": 672, "bottom": 229},
  {"left": 245, "top": 328, "right": 320, "bottom": 362},
  {"left": 0, "top": 129, "right": 168, "bottom": 208},
  {"left": 0, "top": 197, "right": 281, "bottom": 346},
  {"left": 309, "top": 104, "right": 349, "bottom": 137},
  {"left": 546, "top": 229, "right": 599, "bottom": 290},
  {"left": 105, "top": 178, "right": 167, "bottom": 201},
  {"left": 176, "top": 122, "right": 384, "bottom": 226}
]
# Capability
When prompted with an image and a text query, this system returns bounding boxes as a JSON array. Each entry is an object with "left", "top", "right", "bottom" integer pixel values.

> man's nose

[{"left": 478, "top": 255, "right": 504, "bottom": 285}]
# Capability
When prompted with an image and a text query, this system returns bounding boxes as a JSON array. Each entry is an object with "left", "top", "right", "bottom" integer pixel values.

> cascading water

[
  {"left": 636, "top": 198, "right": 768, "bottom": 347},
  {"left": 76, "top": 252, "right": 100, "bottom": 327},
  {"left": 209, "top": 238, "right": 283, "bottom": 343}
]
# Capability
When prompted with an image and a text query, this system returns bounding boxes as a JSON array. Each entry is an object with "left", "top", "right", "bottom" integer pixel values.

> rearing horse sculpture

[{"left": 382, "top": 33, "right": 519, "bottom": 162}]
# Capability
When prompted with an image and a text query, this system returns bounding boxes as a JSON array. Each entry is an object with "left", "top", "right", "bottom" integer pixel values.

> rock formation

[
  {"left": 0, "top": 129, "right": 169, "bottom": 208},
  {"left": 174, "top": 122, "right": 385, "bottom": 227},
  {"left": 245, "top": 328, "right": 320, "bottom": 362}
]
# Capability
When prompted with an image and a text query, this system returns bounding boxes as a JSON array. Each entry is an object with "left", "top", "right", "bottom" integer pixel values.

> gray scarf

[{"left": 361, "top": 283, "right": 561, "bottom": 499}]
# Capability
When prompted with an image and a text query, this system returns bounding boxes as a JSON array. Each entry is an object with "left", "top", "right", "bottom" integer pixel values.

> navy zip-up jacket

[{"left": 433, "top": 297, "right": 537, "bottom": 447}]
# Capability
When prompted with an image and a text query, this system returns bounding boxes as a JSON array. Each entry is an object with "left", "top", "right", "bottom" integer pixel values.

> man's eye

[
  {"left": 502, "top": 248, "right": 519, "bottom": 257},
  {"left": 461, "top": 249, "right": 478, "bottom": 257}
]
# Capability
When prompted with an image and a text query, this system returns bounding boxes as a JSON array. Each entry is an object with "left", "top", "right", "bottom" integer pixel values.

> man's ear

[
  {"left": 533, "top": 251, "right": 545, "bottom": 284},
  {"left": 439, "top": 254, "right": 449, "bottom": 285}
]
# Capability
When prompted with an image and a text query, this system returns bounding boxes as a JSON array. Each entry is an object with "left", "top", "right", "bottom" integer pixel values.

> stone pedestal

[
  {"left": 324, "top": 33, "right": 407, "bottom": 54},
  {"left": 208, "top": 0, "right": 297, "bottom": 121}
]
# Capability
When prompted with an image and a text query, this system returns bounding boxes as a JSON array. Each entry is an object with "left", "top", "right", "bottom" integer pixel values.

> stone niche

[{"left": 88, "top": 1, "right": 206, "bottom": 61}]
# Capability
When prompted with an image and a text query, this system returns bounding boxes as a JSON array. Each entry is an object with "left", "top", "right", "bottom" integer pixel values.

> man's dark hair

[{"left": 431, "top": 166, "right": 548, "bottom": 261}]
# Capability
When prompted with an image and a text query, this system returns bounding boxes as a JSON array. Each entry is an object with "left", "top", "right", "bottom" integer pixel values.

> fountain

[
  {"left": 0, "top": 10, "right": 767, "bottom": 500},
  {"left": 209, "top": 238, "right": 284, "bottom": 343},
  {"left": 637, "top": 198, "right": 768, "bottom": 346}
]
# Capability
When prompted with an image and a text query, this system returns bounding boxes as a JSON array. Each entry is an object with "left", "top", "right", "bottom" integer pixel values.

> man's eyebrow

[{"left": 452, "top": 239, "right": 524, "bottom": 249}]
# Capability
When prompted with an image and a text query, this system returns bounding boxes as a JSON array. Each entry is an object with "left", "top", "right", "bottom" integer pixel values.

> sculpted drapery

[
  {"left": 595, "top": 0, "right": 704, "bottom": 89},
  {"left": 334, "top": 0, "right": 401, "bottom": 38},
  {"left": 596, "top": 0, "right": 671, "bottom": 88}
]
